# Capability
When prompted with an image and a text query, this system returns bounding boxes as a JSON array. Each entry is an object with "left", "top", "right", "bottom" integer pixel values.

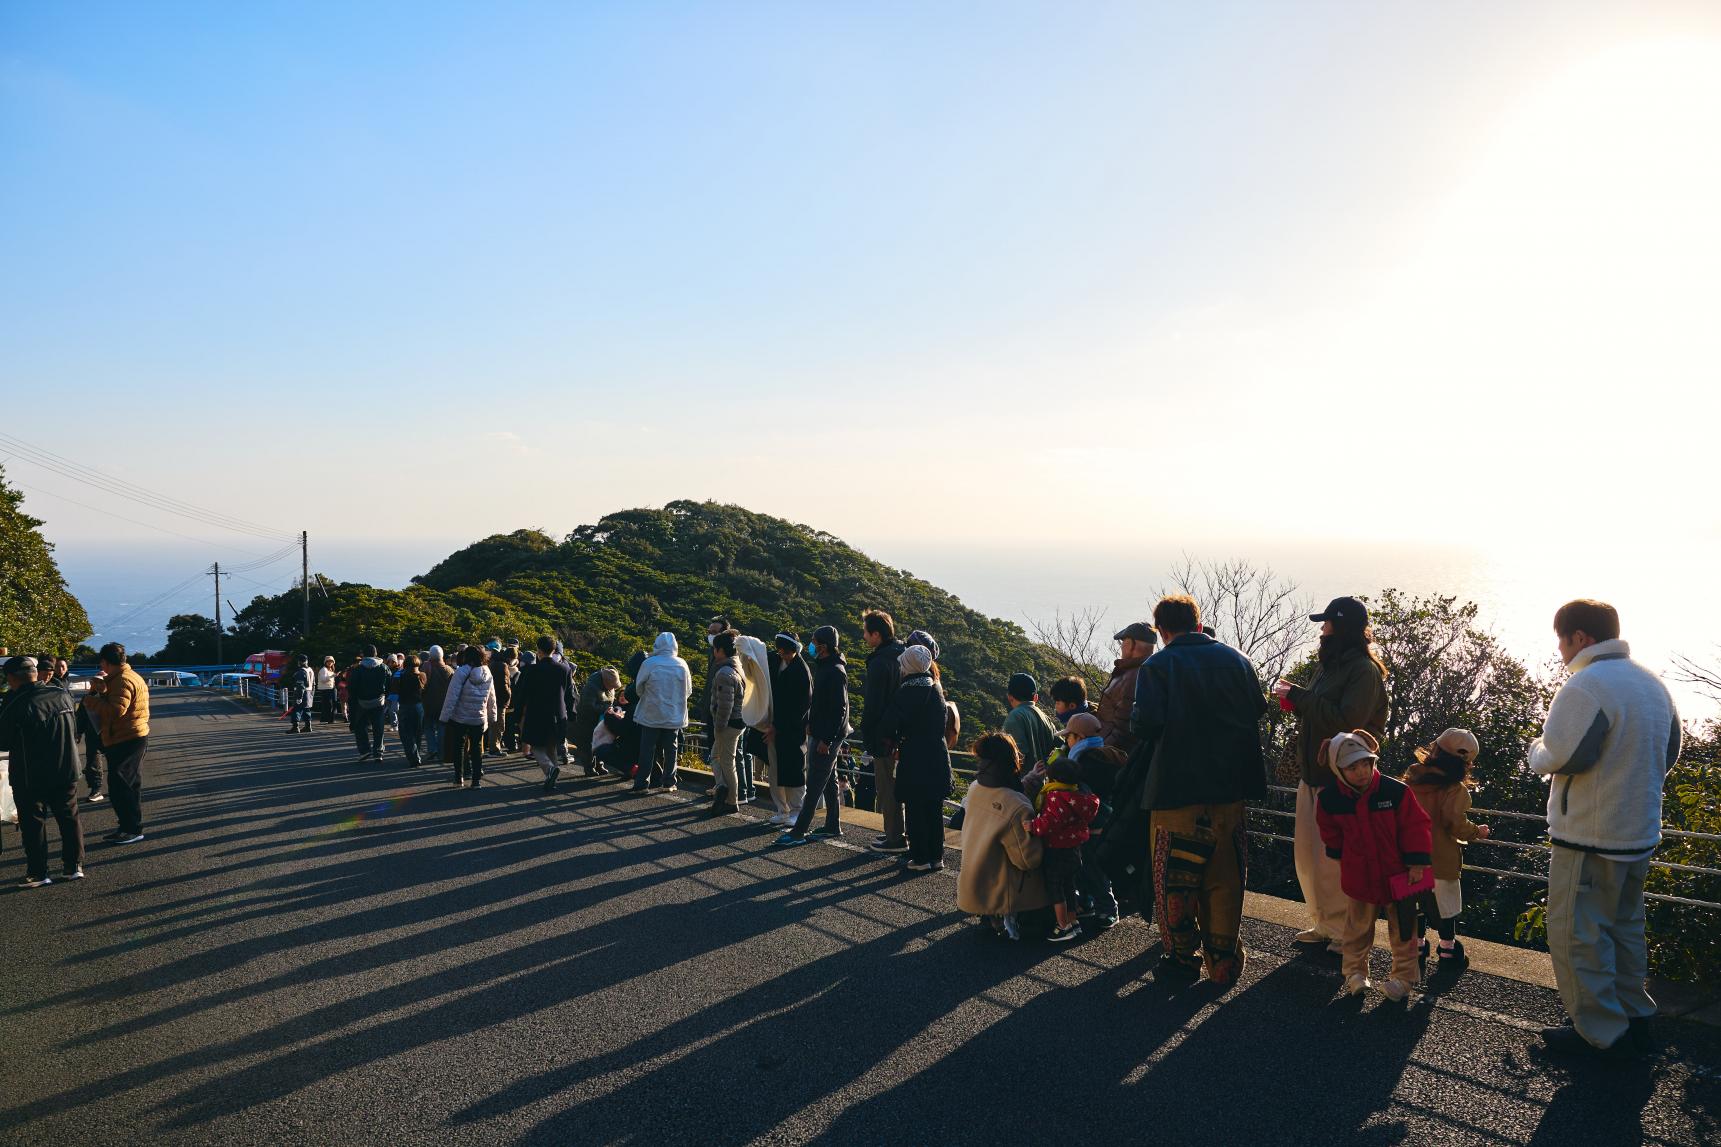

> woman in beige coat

[{"left": 957, "top": 732, "right": 1050, "bottom": 939}]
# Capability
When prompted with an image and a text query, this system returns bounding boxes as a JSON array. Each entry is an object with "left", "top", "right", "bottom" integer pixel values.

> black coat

[
  {"left": 516, "top": 657, "right": 576, "bottom": 746},
  {"left": 0, "top": 682, "right": 80, "bottom": 794},
  {"left": 807, "top": 653, "right": 850, "bottom": 747},
  {"left": 861, "top": 639, "right": 905, "bottom": 753},
  {"left": 886, "top": 675, "right": 953, "bottom": 803},
  {"left": 1130, "top": 632, "right": 1269, "bottom": 810},
  {"left": 769, "top": 653, "right": 813, "bottom": 788}
]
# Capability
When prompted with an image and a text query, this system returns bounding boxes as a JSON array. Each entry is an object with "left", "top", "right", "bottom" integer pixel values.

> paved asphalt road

[{"left": 2, "top": 692, "right": 1716, "bottom": 1146}]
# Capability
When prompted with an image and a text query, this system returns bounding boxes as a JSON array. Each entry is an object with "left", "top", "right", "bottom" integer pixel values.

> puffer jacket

[
  {"left": 710, "top": 661, "right": 745, "bottom": 728},
  {"left": 1287, "top": 646, "right": 1389, "bottom": 786},
  {"left": 440, "top": 664, "right": 499, "bottom": 728},
  {"left": 1029, "top": 781, "right": 1100, "bottom": 849},
  {"left": 1405, "top": 764, "right": 1485, "bottom": 881},
  {"left": 0, "top": 681, "right": 80, "bottom": 793},
  {"left": 633, "top": 633, "right": 692, "bottom": 730},
  {"left": 1316, "top": 768, "right": 1432, "bottom": 905},
  {"left": 83, "top": 663, "right": 150, "bottom": 746}
]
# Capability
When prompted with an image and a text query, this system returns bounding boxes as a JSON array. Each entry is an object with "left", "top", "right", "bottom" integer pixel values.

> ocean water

[{"left": 51, "top": 535, "right": 1721, "bottom": 719}]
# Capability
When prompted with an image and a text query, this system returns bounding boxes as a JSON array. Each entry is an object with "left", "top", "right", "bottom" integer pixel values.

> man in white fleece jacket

[{"left": 1530, "top": 599, "right": 1681, "bottom": 1057}]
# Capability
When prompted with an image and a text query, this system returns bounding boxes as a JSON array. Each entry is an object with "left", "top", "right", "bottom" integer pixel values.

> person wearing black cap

[
  {"left": 1002, "top": 673, "right": 1058, "bottom": 770},
  {"left": 1098, "top": 622, "right": 1157, "bottom": 759},
  {"left": 0, "top": 655, "right": 85, "bottom": 887},
  {"left": 1271, "top": 595, "right": 1390, "bottom": 949},
  {"left": 763, "top": 633, "right": 812, "bottom": 825},
  {"left": 774, "top": 626, "right": 848, "bottom": 847}
]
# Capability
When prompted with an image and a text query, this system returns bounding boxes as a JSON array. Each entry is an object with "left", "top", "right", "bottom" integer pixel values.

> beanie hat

[
  {"left": 898, "top": 645, "right": 934, "bottom": 677},
  {"left": 427, "top": 645, "right": 444, "bottom": 661},
  {"left": 1063, "top": 711, "right": 1102, "bottom": 740},
  {"left": 811, "top": 625, "right": 839, "bottom": 654},
  {"left": 1006, "top": 672, "right": 1037, "bottom": 702},
  {"left": 905, "top": 629, "right": 940, "bottom": 660}
]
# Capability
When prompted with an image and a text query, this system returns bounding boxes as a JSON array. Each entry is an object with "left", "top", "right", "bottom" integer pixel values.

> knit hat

[
  {"left": 811, "top": 625, "right": 839, "bottom": 654},
  {"left": 1325, "top": 729, "right": 1381, "bottom": 788},
  {"left": 905, "top": 629, "right": 940, "bottom": 660},
  {"left": 1415, "top": 727, "right": 1480, "bottom": 765},
  {"left": 1063, "top": 711, "right": 1102, "bottom": 740},
  {"left": 1006, "top": 672, "right": 1037, "bottom": 701},
  {"left": 898, "top": 644, "right": 934, "bottom": 677}
]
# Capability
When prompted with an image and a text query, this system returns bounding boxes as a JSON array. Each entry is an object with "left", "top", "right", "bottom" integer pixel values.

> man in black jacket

[
  {"left": 860, "top": 609, "right": 907, "bottom": 854},
  {"left": 764, "top": 633, "right": 813, "bottom": 825},
  {"left": 0, "top": 655, "right": 85, "bottom": 887},
  {"left": 1130, "top": 594, "right": 1269, "bottom": 987},
  {"left": 346, "top": 646, "right": 392, "bottom": 763}
]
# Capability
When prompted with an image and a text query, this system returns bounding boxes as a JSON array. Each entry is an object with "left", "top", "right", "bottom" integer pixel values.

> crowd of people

[{"left": 1, "top": 594, "right": 1681, "bottom": 1060}]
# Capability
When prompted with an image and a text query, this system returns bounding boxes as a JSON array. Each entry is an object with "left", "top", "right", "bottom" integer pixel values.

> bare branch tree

[
  {"left": 1672, "top": 649, "right": 1721, "bottom": 704},
  {"left": 1156, "top": 554, "right": 1314, "bottom": 689},
  {"left": 1026, "top": 606, "right": 1110, "bottom": 692}
]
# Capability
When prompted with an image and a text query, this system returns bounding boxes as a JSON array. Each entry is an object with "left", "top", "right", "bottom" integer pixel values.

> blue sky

[{"left": 5, "top": 0, "right": 1720, "bottom": 555}]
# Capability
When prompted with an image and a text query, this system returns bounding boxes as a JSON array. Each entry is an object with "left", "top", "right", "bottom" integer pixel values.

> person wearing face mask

[
  {"left": 1271, "top": 596, "right": 1390, "bottom": 953},
  {"left": 1530, "top": 599, "right": 1680, "bottom": 1058},
  {"left": 773, "top": 626, "right": 848, "bottom": 847},
  {"left": 763, "top": 633, "right": 811, "bottom": 826}
]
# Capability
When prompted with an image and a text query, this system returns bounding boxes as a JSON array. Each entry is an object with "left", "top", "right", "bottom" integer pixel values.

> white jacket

[
  {"left": 633, "top": 632, "right": 692, "bottom": 730},
  {"left": 440, "top": 664, "right": 499, "bottom": 729},
  {"left": 1530, "top": 639, "right": 1681, "bottom": 855}
]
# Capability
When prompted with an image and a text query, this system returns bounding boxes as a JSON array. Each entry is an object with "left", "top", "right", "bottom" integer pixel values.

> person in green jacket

[
  {"left": 1002, "top": 673, "right": 1058, "bottom": 770},
  {"left": 1272, "top": 596, "right": 1390, "bottom": 950}
]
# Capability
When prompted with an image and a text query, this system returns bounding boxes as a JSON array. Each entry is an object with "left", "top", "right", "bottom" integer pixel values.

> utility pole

[
  {"left": 301, "top": 530, "right": 310, "bottom": 647},
  {"left": 213, "top": 561, "right": 223, "bottom": 664}
]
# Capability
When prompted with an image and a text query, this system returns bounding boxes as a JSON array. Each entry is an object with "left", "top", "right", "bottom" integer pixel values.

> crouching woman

[{"left": 957, "top": 732, "right": 1051, "bottom": 940}]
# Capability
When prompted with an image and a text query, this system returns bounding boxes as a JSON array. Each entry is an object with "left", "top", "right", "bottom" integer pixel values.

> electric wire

[{"left": 1, "top": 464, "right": 276, "bottom": 556}]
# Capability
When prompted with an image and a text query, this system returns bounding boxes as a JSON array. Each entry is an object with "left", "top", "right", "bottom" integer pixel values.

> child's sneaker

[
  {"left": 1378, "top": 978, "right": 1411, "bottom": 1002},
  {"left": 1438, "top": 939, "right": 1468, "bottom": 973},
  {"left": 1047, "top": 922, "right": 1082, "bottom": 943},
  {"left": 1341, "top": 973, "right": 1370, "bottom": 995}
]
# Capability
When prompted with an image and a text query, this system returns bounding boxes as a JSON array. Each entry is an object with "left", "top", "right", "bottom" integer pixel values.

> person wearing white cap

[{"left": 1403, "top": 727, "right": 1489, "bottom": 980}]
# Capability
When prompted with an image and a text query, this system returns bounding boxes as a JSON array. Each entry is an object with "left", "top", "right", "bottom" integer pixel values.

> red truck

[{"left": 243, "top": 650, "right": 290, "bottom": 684}]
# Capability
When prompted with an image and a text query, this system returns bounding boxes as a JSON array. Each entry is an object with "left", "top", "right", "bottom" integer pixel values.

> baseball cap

[
  {"left": 1112, "top": 622, "right": 1157, "bottom": 643},
  {"left": 1325, "top": 729, "right": 1381, "bottom": 773},
  {"left": 2, "top": 654, "right": 38, "bottom": 676},
  {"left": 1310, "top": 597, "right": 1369, "bottom": 627},
  {"left": 1063, "top": 711, "right": 1102, "bottom": 740},
  {"left": 1415, "top": 728, "right": 1480, "bottom": 765}
]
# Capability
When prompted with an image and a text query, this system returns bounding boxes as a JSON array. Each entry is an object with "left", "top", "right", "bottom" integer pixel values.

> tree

[
  {"left": 157, "top": 613, "right": 223, "bottom": 663},
  {"left": 0, "top": 464, "right": 91, "bottom": 655},
  {"left": 1157, "top": 555, "right": 1312, "bottom": 692},
  {"left": 1026, "top": 607, "right": 1110, "bottom": 694}
]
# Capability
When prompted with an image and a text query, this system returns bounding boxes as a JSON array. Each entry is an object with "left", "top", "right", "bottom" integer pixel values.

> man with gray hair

[{"left": 0, "top": 655, "right": 85, "bottom": 887}]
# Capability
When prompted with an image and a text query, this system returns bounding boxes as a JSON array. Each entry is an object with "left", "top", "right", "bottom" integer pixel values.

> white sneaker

[
  {"left": 1295, "top": 929, "right": 1330, "bottom": 944},
  {"left": 1378, "top": 978, "right": 1411, "bottom": 1002},
  {"left": 1342, "top": 973, "right": 1370, "bottom": 996}
]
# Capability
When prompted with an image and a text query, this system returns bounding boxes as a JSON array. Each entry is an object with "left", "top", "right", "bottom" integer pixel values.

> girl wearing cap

[
  {"left": 1404, "top": 728, "right": 1490, "bottom": 980},
  {"left": 1272, "top": 596, "right": 1390, "bottom": 950},
  {"left": 1315, "top": 729, "right": 1434, "bottom": 1001}
]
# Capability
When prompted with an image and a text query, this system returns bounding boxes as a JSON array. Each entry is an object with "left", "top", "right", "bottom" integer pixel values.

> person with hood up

[
  {"left": 1315, "top": 729, "right": 1433, "bottom": 1001},
  {"left": 886, "top": 643, "right": 955, "bottom": 872},
  {"left": 630, "top": 632, "right": 691, "bottom": 792},
  {"left": 1403, "top": 727, "right": 1489, "bottom": 982},
  {"left": 774, "top": 625, "right": 848, "bottom": 847},
  {"left": 284, "top": 654, "right": 315, "bottom": 734},
  {"left": 0, "top": 655, "right": 85, "bottom": 887},
  {"left": 1273, "top": 596, "right": 1391, "bottom": 951},
  {"left": 763, "top": 633, "right": 811, "bottom": 826},
  {"left": 439, "top": 646, "right": 498, "bottom": 787}
]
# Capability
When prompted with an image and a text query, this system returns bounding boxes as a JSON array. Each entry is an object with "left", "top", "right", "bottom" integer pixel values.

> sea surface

[{"left": 50, "top": 535, "right": 1721, "bottom": 719}]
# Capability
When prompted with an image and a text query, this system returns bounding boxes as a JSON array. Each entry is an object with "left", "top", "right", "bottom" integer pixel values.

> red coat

[
  {"left": 1315, "top": 770, "right": 1432, "bottom": 905},
  {"left": 1028, "top": 784, "right": 1099, "bottom": 850}
]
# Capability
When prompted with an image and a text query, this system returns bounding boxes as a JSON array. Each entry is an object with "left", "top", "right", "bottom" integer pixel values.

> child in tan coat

[{"left": 1404, "top": 727, "right": 1490, "bottom": 981}]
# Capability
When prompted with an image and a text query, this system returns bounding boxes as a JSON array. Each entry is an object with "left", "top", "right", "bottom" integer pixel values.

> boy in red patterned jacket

[
  {"left": 1029, "top": 755, "right": 1100, "bottom": 943},
  {"left": 1316, "top": 730, "right": 1434, "bottom": 1002}
]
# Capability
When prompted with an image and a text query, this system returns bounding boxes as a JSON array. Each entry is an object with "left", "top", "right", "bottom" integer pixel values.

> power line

[
  {"left": 2, "top": 466, "right": 277, "bottom": 556},
  {"left": 93, "top": 568, "right": 213, "bottom": 633},
  {"left": 0, "top": 431, "right": 295, "bottom": 542}
]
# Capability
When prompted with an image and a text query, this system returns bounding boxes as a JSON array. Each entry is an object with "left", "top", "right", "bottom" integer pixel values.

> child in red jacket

[
  {"left": 1315, "top": 730, "right": 1433, "bottom": 1001},
  {"left": 1029, "top": 756, "right": 1100, "bottom": 943}
]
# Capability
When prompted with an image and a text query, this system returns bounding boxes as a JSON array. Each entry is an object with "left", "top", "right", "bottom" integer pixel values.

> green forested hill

[{"left": 180, "top": 501, "right": 1073, "bottom": 730}]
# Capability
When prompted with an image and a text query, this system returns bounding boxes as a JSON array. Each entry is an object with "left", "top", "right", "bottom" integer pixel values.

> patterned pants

[{"left": 1151, "top": 801, "right": 1248, "bottom": 985}]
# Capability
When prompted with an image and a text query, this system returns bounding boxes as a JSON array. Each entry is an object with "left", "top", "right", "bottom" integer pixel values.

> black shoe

[
  {"left": 711, "top": 786, "right": 730, "bottom": 808},
  {"left": 1417, "top": 939, "right": 1430, "bottom": 982},
  {"left": 709, "top": 801, "right": 739, "bottom": 816},
  {"left": 1154, "top": 956, "right": 1202, "bottom": 984}
]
